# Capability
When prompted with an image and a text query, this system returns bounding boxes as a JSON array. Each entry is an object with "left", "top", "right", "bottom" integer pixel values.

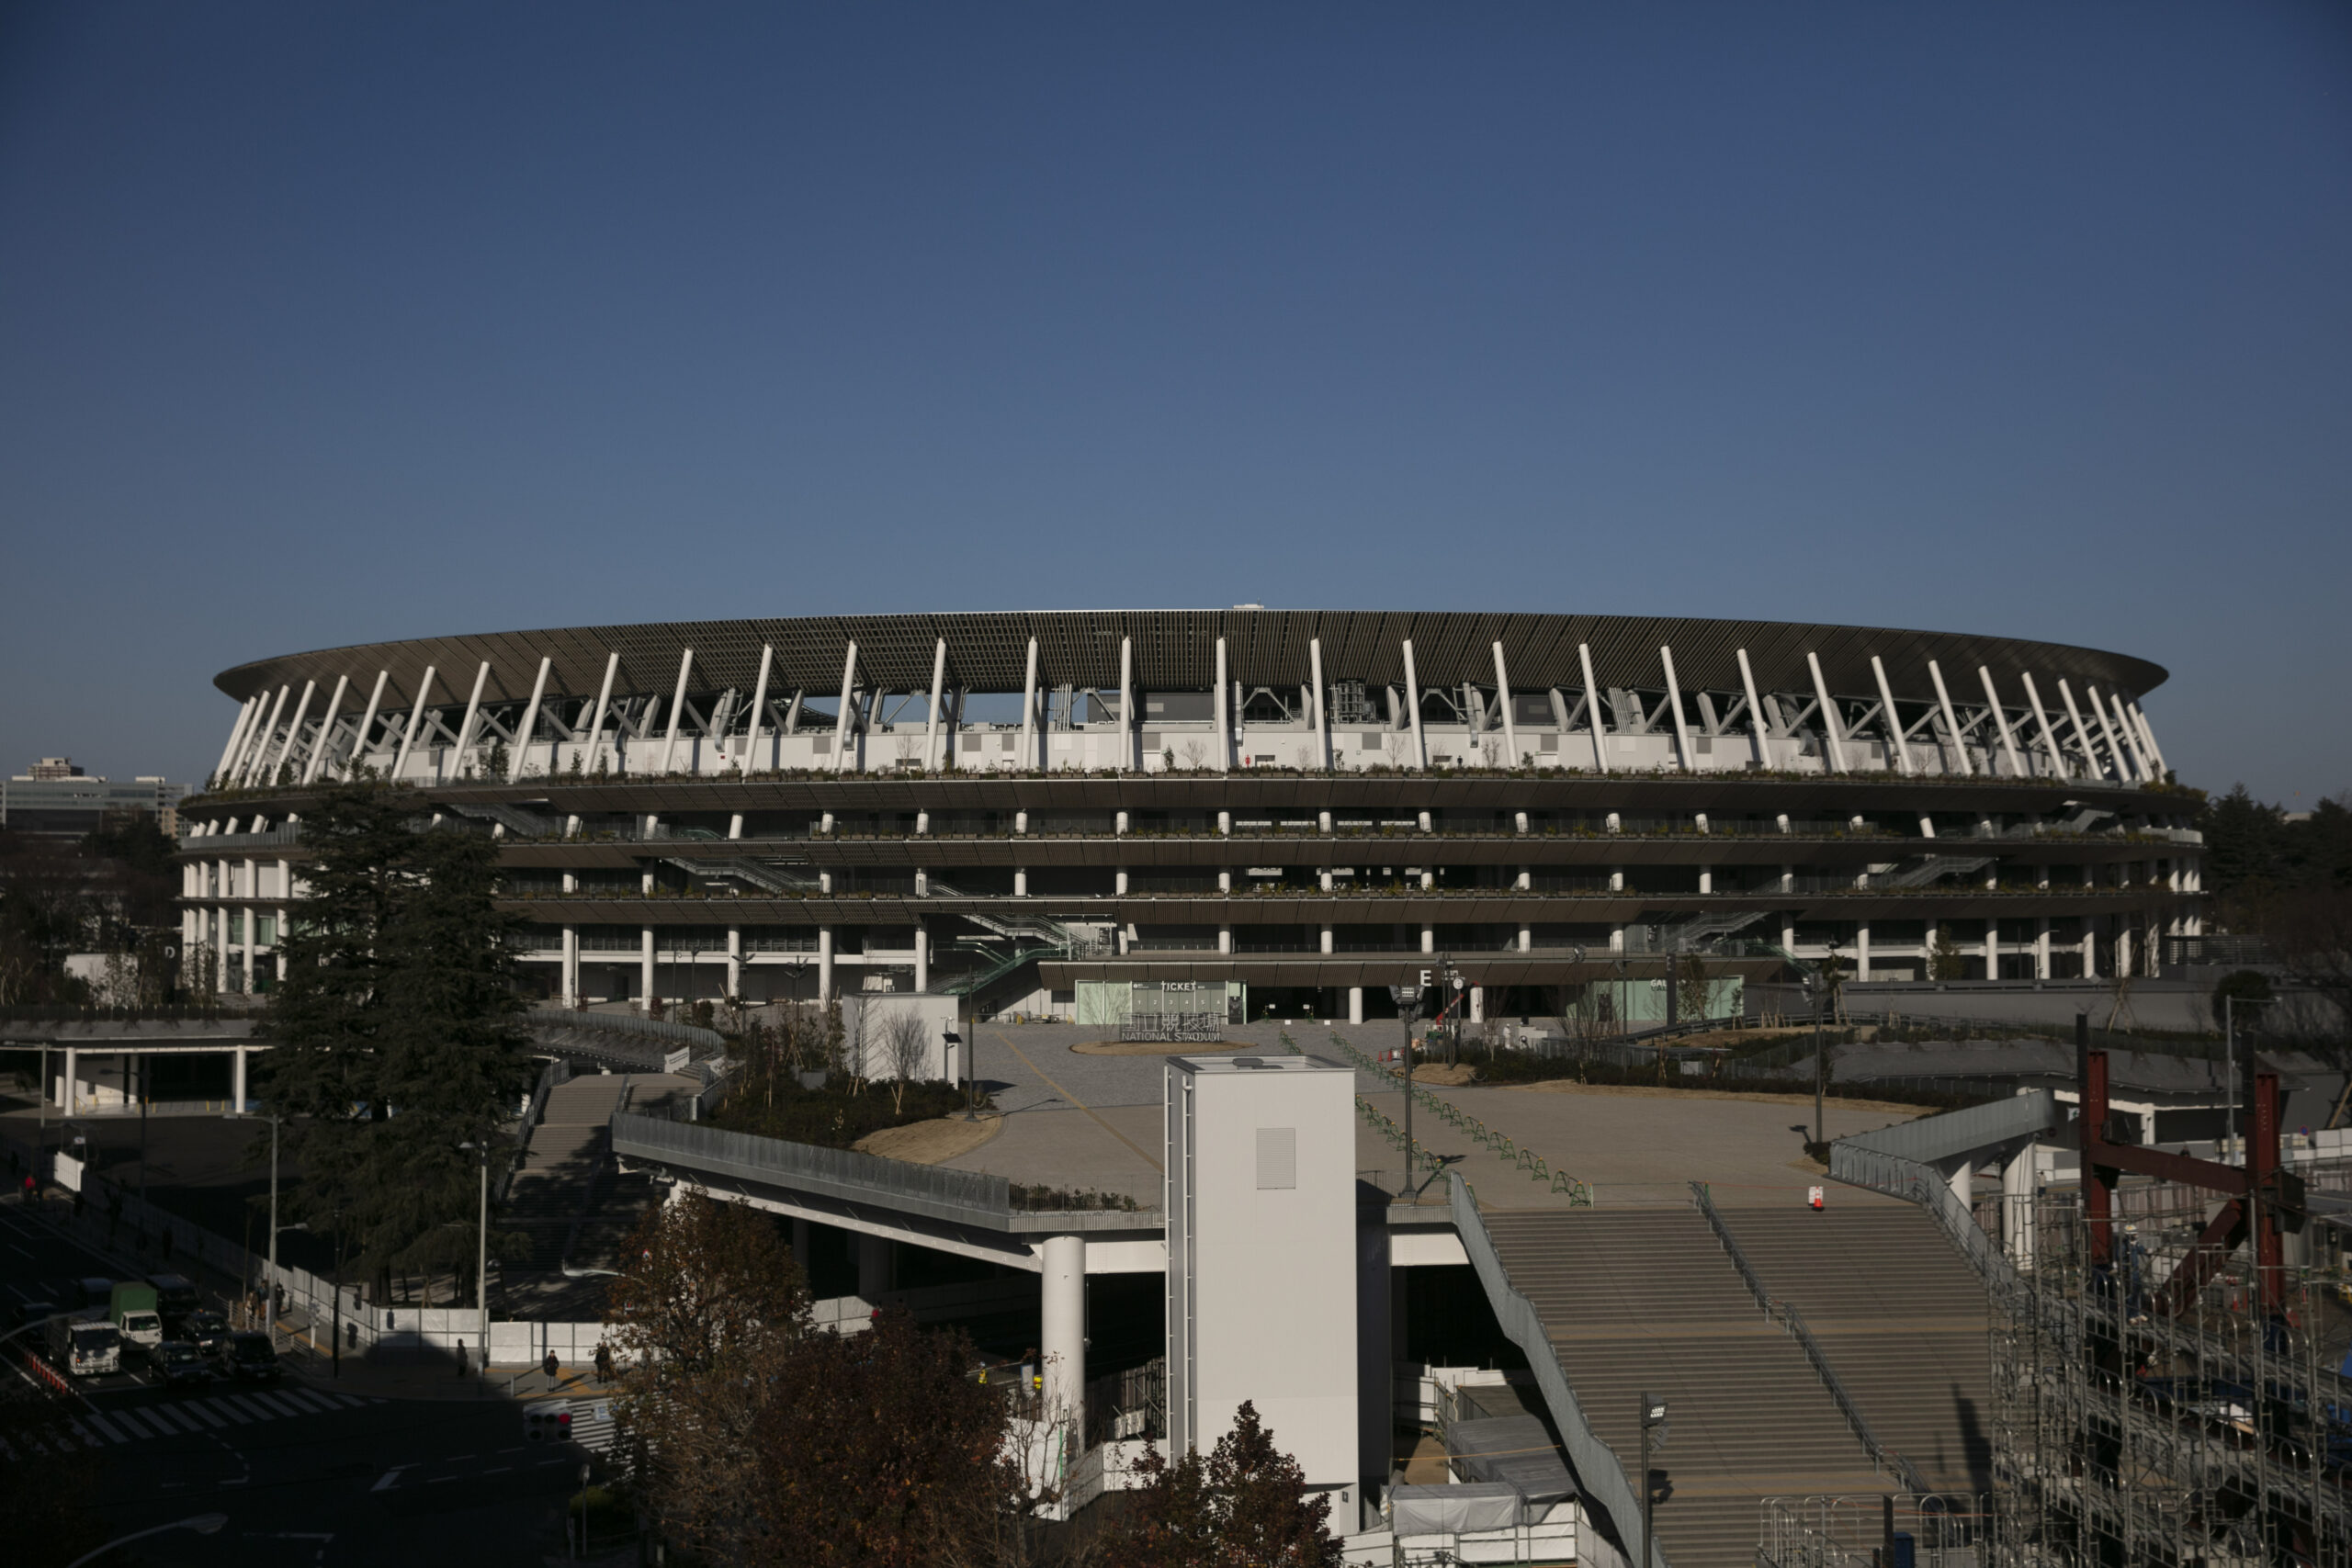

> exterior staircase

[
  {"left": 1483, "top": 1210, "right": 1892, "bottom": 1568},
  {"left": 504, "top": 1073, "right": 636, "bottom": 1272},
  {"left": 1715, "top": 1206, "right": 1993, "bottom": 1494}
]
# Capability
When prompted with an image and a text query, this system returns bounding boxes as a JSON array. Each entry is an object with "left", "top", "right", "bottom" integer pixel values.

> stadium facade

[{"left": 175, "top": 611, "right": 2201, "bottom": 1021}]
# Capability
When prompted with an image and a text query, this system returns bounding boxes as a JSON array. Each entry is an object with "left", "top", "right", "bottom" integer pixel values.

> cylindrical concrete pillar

[
  {"left": 1014, "top": 869, "right": 1028, "bottom": 897},
  {"left": 819, "top": 927, "right": 835, "bottom": 1002},
  {"left": 639, "top": 927, "right": 656, "bottom": 1012},
  {"left": 1040, "top": 1234, "right": 1087, "bottom": 1431},
  {"left": 232, "top": 1047, "right": 248, "bottom": 1113},
  {"left": 1349, "top": 987, "right": 1364, "bottom": 1025},
  {"left": 1320, "top": 924, "right": 1334, "bottom": 954}
]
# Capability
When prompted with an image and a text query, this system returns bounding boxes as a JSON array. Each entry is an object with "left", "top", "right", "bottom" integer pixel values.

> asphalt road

[{"left": 4, "top": 1204, "right": 595, "bottom": 1565}]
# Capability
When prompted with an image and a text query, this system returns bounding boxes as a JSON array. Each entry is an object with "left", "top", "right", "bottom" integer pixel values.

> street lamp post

[
  {"left": 1387, "top": 981, "right": 1423, "bottom": 1200},
  {"left": 232, "top": 1109, "right": 284, "bottom": 1343}
]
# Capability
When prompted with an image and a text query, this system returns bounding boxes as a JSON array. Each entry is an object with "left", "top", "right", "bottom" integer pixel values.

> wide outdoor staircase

[
  {"left": 1485, "top": 1211, "right": 1894, "bottom": 1568},
  {"left": 505, "top": 1074, "right": 637, "bottom": 1271},
  {"left": 1717, "top": 1207, "right": 1993, "bottom": 1493}
]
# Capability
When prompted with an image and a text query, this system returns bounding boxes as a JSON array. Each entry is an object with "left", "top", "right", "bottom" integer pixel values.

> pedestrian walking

[
  {"left": 543, "top": 1350, "right": 560, "bottom": 1389},
  {"left": 594, "top": 1342, "right": 614, "bottom": 1382},
  {"left": 456, "top": 1339, "right": 469, "bottom": 1377}
]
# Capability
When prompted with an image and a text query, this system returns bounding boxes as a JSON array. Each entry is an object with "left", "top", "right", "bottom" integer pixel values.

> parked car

[
  {"left": 153, "top": 1338, "right": 213, "bottom": 1388},
  {"left": 179, "top": 1309, "right": 231, "bottom": 1357},
  {"left": 221, "top": 1330, "right": 280, "bottom": 1382}
]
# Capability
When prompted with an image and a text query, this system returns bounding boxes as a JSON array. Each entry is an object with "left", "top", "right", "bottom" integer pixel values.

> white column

[
  {"left": 2003, "top": 1145, "right": 2037, "bottom": 1269},
  {"left": 562, "top": 925, "right": 580, "bottom": 1005},
  {"left": 2086, "top": 685, "right": 2136, "bottom": 781},
  {"left": 1927, "top": 660, "right": 1972, "bottom": 777},
  {"left": 1870, "top": 656, "right": 1911, "bottom": 775},
  {"left": 1041, "top": 1234, "right": 1086, "bottom": 1432},
  {"left": 452, "top": 660, "right": 492, "bottom": 779},
  {"left": 655, "top": 649, "right": 695, "bottom": 775},
  {"left": 62, "top": 1047, "right": 77, "bottom": 1114},
  {"left": 1659, "top": 646, "right": 1695, "bottom": 772},
  {"left": 220, "top": 696, "right": 266, "bottom": 785},
  {"left": 1736, "top": 649, "right": 1771, "bottom": 770},
  {"left": 1213, "top": 637, "right": 1230, "bottom": 773},
  {"left": 1349, "top": 987, "right": 1364, "bottom": 1025},
  {"left": 726, "top": 926, "right": 742, "bottom": 999},
  {"left": 1310, "top": 637, "right": 1329, "bottom": 772},
  {"left": 1014, "top": 869, "right": 1028, "bottom": 897},
  {"left": 2128, "top": 702, "right": 2167, "bottom": 776},
  {"left": 1014, "top": 636, "right": 1040, "bottom": 772},
  {"left": 583, "top": 652, "right": 620, "bottom": 774},
  {"left": 2019, "top": 673, "right": 2066, "bottom": 779},
  {"left": 1856, "top": 922, "right": 1871, "bottom": 981},
  {"left": 1490, "top": 641, "right": 1517, "bottom": 766},
  {"left": 241, "top": 685, "right": 291, "bottom": 785},
  {"left": 242, "top": 862, "right": 257, "bottom": 988},
  {"left": 732, "top": 643, "right": 774, "bottom": 774},
  {"left": 214, "top": 901, "right": 229, "bottom": 990},
  {"left": 819, "top": 927, "right": 835, "bottom": 1002},
  {"left": 1420, "top": 923, "right": 1434, "bottom": 954},
  {"left": 213, "top": 696, "right": 260, "bottom": 784},
  {"left": 2036, "top": 917, "right": 2051, "bottom": 980},
  {"left": 1578, "top": 642, "right": 1609, "bottom": 773},
  {"left": 640, "top": 927, "right": 655, "bottom": 1012},
  {"left": 924, "top": 638, "right": 947, "bottom": 772},
  {"left": 271, "top": 681, "right": 317, "bottom": 784},
  {"left": 497, "top": 657, "right": 548, "bottom": 782},
  {"left": 1320, "top": 924, "right": 1334, "bottom": 954},
  {"left": 1469, "top": 987, "right": 1485, "bottom": 1023},
  {"left": 835, "top": 641, "right": 862, "bottom": 775},
  {"left": 1401, "top": 638, "right": 1426, "bottom": 771},
  {"left": 1977, "top": 667, "right": 2024, "bottom": 779},
  {"left": 1805, "top": 652, "right": 1847, "bottom": 773},
  {"left": 1519, "top": 921, "right": 1532, "bottom": 953},
  {"left": 1118, "top": 636, "right": 1136, "bottom": 773},
  {"left": 1984, "top": 919, "right": 1998, "bottom": 979},
  {"left": 390, "top": 667, "right": 437, "bottom": 780},
  {"left": 2104, "top": 688, "right": 2153, "bottom": 781},
  {"left": 232, "top": 1047, "right": 248, "bottom": 1113},
  {"left": 1217, "top": 925, "right": 1231, "bottom": 954},
  {"left": 300, "top": 675, "right": 349, "bottom": 784},
  {"left": 2055, "top": 680, "right": 2105, "bottom": 780},
  {"left": 914, "top": 923, "right": 929, "bottom": 991}
]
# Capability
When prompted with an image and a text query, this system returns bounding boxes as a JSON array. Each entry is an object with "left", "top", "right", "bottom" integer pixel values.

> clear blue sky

[{"left": 3, "top": 4, "right": 2346, "bottom": 804}]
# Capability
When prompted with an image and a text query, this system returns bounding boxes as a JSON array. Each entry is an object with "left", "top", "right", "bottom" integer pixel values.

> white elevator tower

[{"left": 1164, "top": 1052, "right": 1361, "bottom": 1520}]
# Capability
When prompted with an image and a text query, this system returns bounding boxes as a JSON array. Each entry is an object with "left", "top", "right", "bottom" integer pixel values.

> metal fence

[{"left": 610, "top": 1111, "right": 1016, "bottom": 1228}]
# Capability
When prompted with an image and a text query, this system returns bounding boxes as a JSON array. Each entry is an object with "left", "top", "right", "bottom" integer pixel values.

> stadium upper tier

[{"left": 198, "top": 610, "right": 2171, "bottom": 788}]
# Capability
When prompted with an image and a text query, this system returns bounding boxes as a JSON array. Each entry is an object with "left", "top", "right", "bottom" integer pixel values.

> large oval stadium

[{"left": 176, "top": 610, "right": 2200, "bottom": 1022}]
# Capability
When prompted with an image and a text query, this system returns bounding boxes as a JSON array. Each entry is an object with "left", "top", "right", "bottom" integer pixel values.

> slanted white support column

[
  {"left": 2128, "top": 702, "right": 2167, "bottom": 776},
  {"left": 1213, "top": 637, "right": 1231, "bottom": 773},
  {"left": 2055, "top": 680, "right": 2104, "bottom": 780},
  {"left": 583, "top": 652, "right": 620, "bottom": 775},
  {"left": 340, "top": 672, "right": 385, "bottom": 781},
  {"left": 1349, "top": 987, "right": 1364, "bottom": 1025},
  {"left": 232, "top": 1047, "right": 247, "bottom": 1113},
  {"left": 214, "top": 696, "right": 261, "bottom": 784},
  {"left": 242, "top": 861, "right": 258, "bottom": 989},
  {"left": 1805, "top": 652, "right": 1847, "bottom": 773},
  {"left": 1870, "top": 656, "right": 1911, "bottom": 775},
  {"left": 2085, "top": 684, "right": 2134, "bottom": 781},
  {"left": 241, "top": 685, "right": 291, "bottom": 785},
  {"left": 450, "top": 661, "right": 492, "bottom": 779},
  {"left": 1927, "top": 661, "right": 1972, "bottom": 777},
  {"left": 1736, "top": 649, "right": 1771, "bottom": 770},
  {"left": 300, "top": 675, "right": 349, "bottom": 784},
  {"left": 1041, "top": 1233, "right": 1086, "bottom": 1430},
  {"left": 735, "top": 644, "right": 774, "bottom": 774},
  {"left": 2102, "top": 688, "right": 2152, "bottom": 781},
  {"left": 1018, "top": 637, "right": 1040, "bottom": 772},
  {"left": 1660, "top": 646, "right": 1695, "bottom": 772},
  {"left": 1576, "top": 643, "right": 1609, "bottom": 773},
  {"left": 1118, "top": 637, "right": 1136, "bottom": 773},
  {"left": 1978, "top": 667, "right": 2024, "bottom": 779},
  {"left": 833, "top": 641, "right": 863, "bottom": 775},
  {"left": 1310, "top": 637, "right": 1329, "bottom": 772},
  {"left": 271, "top": 681, "right": 317, "bottom": 784},
  {"left": 2019, "top": 673, "right": 2065, "bottom": 780},
  {"left": 656, "top": 649, "right": 695, "bottom": 776},
  {"left": 509, "top": 658, "right": 553, "bottom": 782},
  {"left": 639, "top": 927, "right": 656, "bottom": 1012},
  {"left": 562, "top": 925, "right": 579, "bottom": 1006},
  {"left": 923, "top": 638, "right": 947, "bottom": 772},
  {"left": 1491, "top": 641, "right": 1517, "bottom": 766},
  {"left": 819, "top": 927, "right": 835, "bottom": 1002},
  {"left": 1401, "top": 639, "right": 1426, "bottom": 771}
]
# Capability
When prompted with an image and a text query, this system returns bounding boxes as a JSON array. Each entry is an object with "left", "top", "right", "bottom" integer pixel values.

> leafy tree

[
  {"left": 2199, "top": 785, "right": 2287, "bottom": 902},
  {"left": 1104, "top": 1401, "right": 1343, "bottom": 1568}
]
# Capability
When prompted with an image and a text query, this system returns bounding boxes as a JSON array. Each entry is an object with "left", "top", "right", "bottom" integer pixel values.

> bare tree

[
  {"left": 876, "top": 1005, "right": 931, "bottom": 1116},
  {"left": 1179, "top": 738, "right": 1209, "bottom": 773}
]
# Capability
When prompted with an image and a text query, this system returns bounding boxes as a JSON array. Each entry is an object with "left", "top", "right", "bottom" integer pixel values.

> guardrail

[
  {"left": 1827, "top": 1144, "right": 2012, "bottom": 1290},
  {"left": 1448, "top": 1171, "right": 1658, "bottom": 1568},
  {"left": 1689, "top": 1183, "right": 1928, "bottom": 1495},
  {"left": 610, "top": 1111, "right": 1015, "bottom": 1229},
  {"left": 525, "top": 1007, "right": 723, "bottom": 1053}
]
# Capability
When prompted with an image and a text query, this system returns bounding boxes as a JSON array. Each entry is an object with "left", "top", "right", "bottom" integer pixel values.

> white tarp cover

[
  {"left": 1390, "top": 1482, "right": 1523, "bottom": 1536},
  {"left": 1443, "top": 1415, "right": 1578, "bottom": 1513}
]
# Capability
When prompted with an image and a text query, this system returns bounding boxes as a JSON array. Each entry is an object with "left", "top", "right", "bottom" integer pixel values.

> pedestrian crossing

[{"left": 73, "top": 1387, "right": 388, "bottom": 1446}]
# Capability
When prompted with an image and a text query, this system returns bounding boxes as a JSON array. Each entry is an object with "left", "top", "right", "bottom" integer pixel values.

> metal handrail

[
  {"left": 1687, "top": 1182, "right": 1928, "bottom": 1495},
  {"left": 525, "top": 1007, "right": 723, "bottom": 1053},
  {"left": 1828, "top": 1144, "right": 2012, "bottom": 1291},
  {"left": 1448, "top": 1171, "right": 1660, "bottom": 1568}
]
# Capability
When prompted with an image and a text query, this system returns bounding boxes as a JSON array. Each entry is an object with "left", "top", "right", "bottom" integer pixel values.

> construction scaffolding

[{"left": 1990, "top": 1039, "right": 2352, "bottom": 1568}]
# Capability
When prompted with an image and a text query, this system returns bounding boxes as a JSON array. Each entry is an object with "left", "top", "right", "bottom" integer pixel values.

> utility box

[{"left": 1164, "top": 1053, "right": 1360, "bottom": 1523}]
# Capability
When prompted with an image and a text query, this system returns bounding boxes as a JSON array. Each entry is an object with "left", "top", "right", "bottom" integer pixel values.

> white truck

[{"left": 48, "top": 1313, "right": 121, "bottom": 1377}]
